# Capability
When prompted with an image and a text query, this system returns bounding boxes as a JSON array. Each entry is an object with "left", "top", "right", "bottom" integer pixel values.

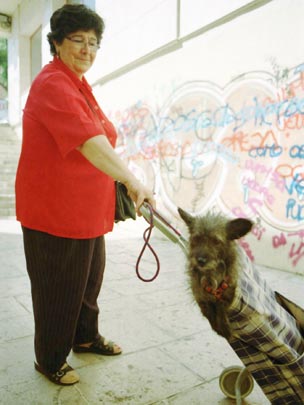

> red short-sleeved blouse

[{"left": 15, "top": 57, "right": 117, "bottom": 238}]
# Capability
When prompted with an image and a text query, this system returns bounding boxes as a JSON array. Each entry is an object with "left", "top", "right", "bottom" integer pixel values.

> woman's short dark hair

[{"left": 47, "top": 4, "right": 105, "bottom": 55}]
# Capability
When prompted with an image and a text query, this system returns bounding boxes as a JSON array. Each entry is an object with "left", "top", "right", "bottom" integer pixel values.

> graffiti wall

[
  {"left": 104, "top": 63, "right": 304, "bottom": 274},
  {"left": 91, "top": 1, "right": 304, "bottom": 274}
]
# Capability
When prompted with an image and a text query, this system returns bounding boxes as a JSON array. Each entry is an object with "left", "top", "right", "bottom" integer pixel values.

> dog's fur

[{"left": 178, "top": 208, "right": 253, "bottom": 340}]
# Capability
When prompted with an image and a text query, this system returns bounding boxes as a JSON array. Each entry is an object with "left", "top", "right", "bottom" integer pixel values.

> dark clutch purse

[{"left": 115, "top": 181, "right": 136, "bottom": 223}]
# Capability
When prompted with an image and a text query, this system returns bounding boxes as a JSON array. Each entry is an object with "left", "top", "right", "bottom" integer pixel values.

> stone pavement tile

[
  {"left": 59, "top": 386, "right": 92, "bottom": 405},
  {"left": 74, "top": 348, "right": 203, "bottom": 404},
  {"left": 96, "top": 309, "right": 175, "bottom": 354},
  {"left": 98, "top": 277, "right": 192, "bottom": 315},
  {"left": 0, "top": 220, "right": 22, "bottom": 235},
  {"left": 0, "top": 259, "right": 24, "bottom": 279},
  {"left": 132, "top": 284, "right": 193, "bottom": 310},
  {"left": 102, "top": 267, "right": 187, "bottom": 299},
  {"left": 68, "top": 350, "right": 108, "bottom": 371},
  {"left": 106, "top": 249, "right": 136, "bottom": 266},
  {"left": 103, "top": 259, "right": 181, "bottom": 287},
  {"left": 160, "top": 330, "right": 242, "bottom": 382},
  {"left": 110, "top": 218, "right": 148, "bottom": 237},
  {"left": 0, "top": 377, "right": 86, "bottom": 405},
  {"left": 143, "top": 300, "right": 208, "bottom": 340},
  {"left": 0, "top": 314, "right": 34, "bottom": 343},
  {"left": 68, "top": 300, "right": 176, "bottom": 366},
  {"left": 152, "top": 376, "right": 270, "bottom": 405},
  {"left": 15, "top": 293, "right": 33, "bottom": 314},
  {"left": 0, "top": 232, "right": 23, "bottom": 249},
  {"left": 105, "top": 235, "right": 185, "bottom": 277},
  {"left": 101, "top": 261, "right": 133, "bottom": 282},
  {"left": 0, "top": 275, "right": 30, "bottom": 298},
  {"left": 97, "top": 284, "right": 207, "bottom": 343},
  {"left": 0, "top": 234, "right": 26, "bottom": 279},
  {"left": 142, "top": 244, "right": 185, "bottom": 270},
  {"left": 0, "top": 336, "right": 35, "bottom": 387},
  {"left": 0, "top": 337, "right": 94, "bottom": 404},
  {"left": 0, "top": 239, "right": 24, "bottom": 256},
  {"left": 0, "top": 296, "right": 30, "bottom": 320},
  {"left": 97, "top": 284, "right": 125, "bottom": 301}
]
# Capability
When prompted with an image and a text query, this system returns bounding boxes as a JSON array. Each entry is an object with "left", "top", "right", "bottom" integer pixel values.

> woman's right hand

[{"left": 124, "top": 178, "right": 156, "bottom": 215}]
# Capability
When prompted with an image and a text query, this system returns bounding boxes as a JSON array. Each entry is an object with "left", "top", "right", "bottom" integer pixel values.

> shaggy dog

[{"left": 178, "top": 208, "right": 253, "bottom": 340}]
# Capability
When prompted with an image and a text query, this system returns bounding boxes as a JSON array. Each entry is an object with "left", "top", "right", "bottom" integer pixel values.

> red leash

[
  {"left": 136, "top": 203, "right": 188, "bottom": 282},
  {"left": 135, "top": 203, "right": 160, "bottom": 282}
]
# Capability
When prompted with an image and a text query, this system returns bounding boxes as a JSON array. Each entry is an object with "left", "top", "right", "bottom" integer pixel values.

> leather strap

[{"left": 135, "top": 203, "right": 160, "bottom": 282}]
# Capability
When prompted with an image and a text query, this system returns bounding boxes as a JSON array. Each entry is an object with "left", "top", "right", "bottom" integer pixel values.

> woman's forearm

[{"left": 77, "top": 134, "right": 137, "bottom": 185}]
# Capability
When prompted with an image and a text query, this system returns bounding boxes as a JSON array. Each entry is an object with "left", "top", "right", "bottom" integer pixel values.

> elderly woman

[{"left": 15, "top": 4, "right": 155, "bottom": 386}]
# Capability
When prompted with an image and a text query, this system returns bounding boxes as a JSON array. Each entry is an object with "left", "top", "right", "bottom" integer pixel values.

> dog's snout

[{"left": 197, "top": 256, "right": 207, "bottom": 266}]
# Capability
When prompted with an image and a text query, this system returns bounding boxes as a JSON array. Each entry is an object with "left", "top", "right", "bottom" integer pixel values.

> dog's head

[{"left": 178, "top": 208, "right": 253, "bottom": 296}]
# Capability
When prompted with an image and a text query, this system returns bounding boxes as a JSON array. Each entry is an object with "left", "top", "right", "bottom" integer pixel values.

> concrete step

[
  {"left": 0, "top": 125, "right": 20, "bottom": 218},
  {"left": 0, "top": 133, "right": 20, "bottom": 141},
  {"left": 0, "top": 159, "right": 20, "bottom": 167},
  {"left": 0, "top": 170, "right": 17, "bottom": 179},
  {"left": 0, "top": 145, "right": 20, "bottom": 151},
  {"left": 0, "top": 207, "right": 16, "bottom": 218},
  {"left": 0, "top": 198, "right": 16, "bottom": 218},
  {"left": 0, "top": 171, "right": 17, "bottom": 180},
  {"left": 0, "top": 151, "right": 20, "bottom": 158},
  {"left": 0, "top": 183, "right": 16, "bottom": 193},
  {"left": 0, "top": 142, "right": 20, "bottom": 148},
  {"left": 0, "top": 194, "right": 15, "bottom": 205},
  {"left": 0, "top": 161, "right": 18, "bottom": 173}
]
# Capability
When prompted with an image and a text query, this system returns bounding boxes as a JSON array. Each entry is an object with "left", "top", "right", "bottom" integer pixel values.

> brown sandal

[
  {"left": 73, "top": 336, "right": 122, "bottom": 356},
  {"left": 34, "top": 362, "right": 79, "bottom": 385}
]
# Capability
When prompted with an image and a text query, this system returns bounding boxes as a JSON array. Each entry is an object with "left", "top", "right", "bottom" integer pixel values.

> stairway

[{"left": 0, "top": 124, "right": 21, "bottom": 218}]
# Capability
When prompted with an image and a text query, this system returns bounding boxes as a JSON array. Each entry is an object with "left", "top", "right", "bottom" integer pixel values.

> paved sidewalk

[{"left": 0, "top": 218, "right": 303, "bottom": 405}]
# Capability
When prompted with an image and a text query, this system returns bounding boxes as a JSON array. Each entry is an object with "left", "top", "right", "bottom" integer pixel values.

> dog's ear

[
  {"left": 178, "top": 207, "right": 195, "bottom": 229},
  {"left": 226, "top": 218, "right": 253, "bottom": 240}
]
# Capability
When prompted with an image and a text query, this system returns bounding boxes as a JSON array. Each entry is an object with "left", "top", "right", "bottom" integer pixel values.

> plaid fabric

[{"left": 228, "top": 249, "right": 304, "bottom": 404}]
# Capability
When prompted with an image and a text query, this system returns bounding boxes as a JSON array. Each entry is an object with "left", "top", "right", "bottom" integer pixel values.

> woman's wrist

[{"left": 121, "top": 175, "right": 140, "bottom": 189}]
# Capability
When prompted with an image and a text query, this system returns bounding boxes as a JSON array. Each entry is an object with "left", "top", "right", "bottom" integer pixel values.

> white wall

[
  {"left": 6, "top": 0, "right": 64, "bottom": 131},
  {"left": 91, "top": 0, "right": 304, "bottom": 275}
]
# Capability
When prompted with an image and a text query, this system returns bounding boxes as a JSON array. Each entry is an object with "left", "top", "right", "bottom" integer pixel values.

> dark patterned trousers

[{"left": 22, "top": 226, "right": 105, "bottom": 373}]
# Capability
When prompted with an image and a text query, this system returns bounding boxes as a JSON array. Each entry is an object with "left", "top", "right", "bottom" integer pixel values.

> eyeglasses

[{"left": 65, "top": 36, "right": 100, "bottom": 52}]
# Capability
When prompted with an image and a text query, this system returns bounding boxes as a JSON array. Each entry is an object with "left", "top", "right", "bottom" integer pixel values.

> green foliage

[{"left": 0, "top": 38, "right": 8, "bottom": 90}]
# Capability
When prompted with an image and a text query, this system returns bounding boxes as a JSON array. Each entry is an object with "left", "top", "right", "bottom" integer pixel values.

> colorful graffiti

[{"left": 107, "top": 63, "right": 304, "bottom": 273}]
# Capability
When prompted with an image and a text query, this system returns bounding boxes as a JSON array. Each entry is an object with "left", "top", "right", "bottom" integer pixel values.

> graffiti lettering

[
  {"left": 273, "top": 232, "right": 287, "bottom": 248},
  {"left": 271, "top": 171, "right": 285, "bottom": 192},
  {"left": 223, "top": 129, "right": 280, "bottom": 153},
  {"left": 222, "top": 130, "right": 250, "bottom": 152},
  {"left": 276, "top": 164, "right": 304, "bottom": 180},
  {"left": 245, "top": 159, "right": 273, "bottom": 176},
  {"left": 286, "top": 198, "right": 304, "bottom": 221},
  {"left": 242, "top": 177, "right": 274, "bottom": 205},
  {"left": 289, "top": 241, "right": 304, "bottom": 266},
  {"left": 155, "top": 95, "right": 304, "bottom": 136},
  {"left": 249, "top": 144, "right": 282, "bottom": 158},
  {"left": 278, "top": 112, "right": 304, "bottom": 131},
  {"left": 285, "top": 174, "right": 304, "bottom": 199},
  {"left": 289, "top": 144, "right": 304, "bottom": 159},
  {"left": 247, "top": 197, "right": 263, "bottom": 215},
  {"left": 252, "top": 224, "right": 266, "bottom": 241}
]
